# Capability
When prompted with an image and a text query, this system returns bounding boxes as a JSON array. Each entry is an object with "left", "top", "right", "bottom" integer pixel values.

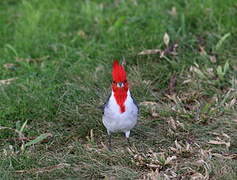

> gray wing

[
  {"left": 99, "top": 93, "right": 111, "bottom": 114},
  {"left": 130, "top": 93, "right": 139, "bottom": 112}
]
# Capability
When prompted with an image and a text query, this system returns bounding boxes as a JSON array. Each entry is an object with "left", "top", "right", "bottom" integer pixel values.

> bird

[{"left": 102, "top": 60, "right": 139, "bottom": 150}]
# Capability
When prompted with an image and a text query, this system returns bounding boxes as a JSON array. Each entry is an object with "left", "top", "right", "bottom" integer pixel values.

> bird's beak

[{"left": 117, "top": 82, "right": 124, "bottom": 88}]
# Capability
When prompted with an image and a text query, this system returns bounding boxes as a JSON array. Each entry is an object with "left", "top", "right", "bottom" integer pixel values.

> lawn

[{"left": 0, "top": 0, "right": 236, "bottom": 179}]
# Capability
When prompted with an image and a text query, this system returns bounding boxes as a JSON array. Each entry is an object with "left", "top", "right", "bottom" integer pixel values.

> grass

[{"left": 0, "top": 0, "right": 236, "bottom": 179}]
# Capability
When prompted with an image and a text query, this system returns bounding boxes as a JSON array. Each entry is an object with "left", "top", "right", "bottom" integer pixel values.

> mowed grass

[{"left": 0, "top": 0, "right": 237, "bottom": 179}]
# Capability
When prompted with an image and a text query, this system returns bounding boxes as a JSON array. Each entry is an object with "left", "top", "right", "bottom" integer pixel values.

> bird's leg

[
  {"left": 107, "top": 131, "right": 112, "bottom": 151},
  {"left": 127, "top": 137, "right": 131, "bottom": 146},
  {"left": 125, "top": 131, "right": 131, "bottom": 147}
]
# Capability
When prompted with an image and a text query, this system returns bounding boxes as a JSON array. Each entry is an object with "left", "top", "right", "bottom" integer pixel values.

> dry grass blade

[
  {"left": 165, "top": 156, "right": 177, "bottom": 165},
  {"left": 208, "top": 132, "right": 231, "bottom": 150},
  {"left": 168, "top": 6, "right": 177, "bottom": 17},
  {"left": 198, "top": 45, "right": 207, "bottom": 56},
  {"left": 3, "top": 63, "right": 17, "bottom": 70},
  {"left": 122, "top": 57, "right": 126, "bottom": 66},
  {"left": 140, "top": 101, "right": 158, "bottom": 106},
  {"left": 190, "top": 172, "right": 205, "bottom": 180},
  {"left": 8, "top": 137, "right": 50, "bottom": 143},
  {"left": 138, "top": 43, "right": 178, "bottom": 58},
  {"left": 212, "top": 153, "right": 237, "bottom": 159},
  {"left": 24, "top": 133, "right": 53, "bottom": 147},
  {"left": 208, "top": 140, "right": 230, "bottom": 149},
  {"left": 77, "top": 30, "right": 87, "bottom": 39},
  {"left": 138, "top": 49, "right": 161, "bottom": 55},
  {"left": 142, "top": 169, "right": 162, "bottom": 180},
  {"left": 140, "top": 101, "right": 160, "bottom": 117},
  {"left": 209, "top": 55, "right": 217, "bottom": 63},
  {"left": 15, "top": 163, "right": 70, "bottom": 174},
  {"left": 16, "top": 56, "right": 49, "bottom": 64},
  {"left": 128, "top": 147, "right": 176, "bottom": 172},
  {"left": 163, "top": 32, "right": 170, "bottom": 47},
  {"left": 161, "top": 43, "right": 178, "bottom": 57},
  {"left": 0, "top": 78, "right": 18, "bottom": 85},
  {"left": 167, "top": 117, "right": 177, "bottom": 130}
]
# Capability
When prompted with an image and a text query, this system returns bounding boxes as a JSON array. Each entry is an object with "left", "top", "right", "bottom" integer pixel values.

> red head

[{"left": 112, "top": 60, "right": 129, "bottom": 113}]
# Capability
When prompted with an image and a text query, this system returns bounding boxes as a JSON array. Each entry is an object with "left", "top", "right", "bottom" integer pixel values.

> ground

[{"left": 0, "top": 0, "right": 236, "bottom": 179}]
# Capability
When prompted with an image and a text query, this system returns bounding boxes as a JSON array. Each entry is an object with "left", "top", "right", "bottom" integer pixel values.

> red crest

[{"left": 111, "top": 60, "right": 128, "bottom": 113}]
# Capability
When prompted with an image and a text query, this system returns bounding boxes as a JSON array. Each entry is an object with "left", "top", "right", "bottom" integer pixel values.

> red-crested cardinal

[{"left": 102, "top": 60, "right": 139, "bottom": 150}]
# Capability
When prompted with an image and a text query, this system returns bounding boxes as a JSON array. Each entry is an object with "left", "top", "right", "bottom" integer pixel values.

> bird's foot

[
  {"left": 126, "top": 137, "right": 131, "bottom": 147},
  {"left": 108, "top": 134, "right": 112, "bottom": 151}
]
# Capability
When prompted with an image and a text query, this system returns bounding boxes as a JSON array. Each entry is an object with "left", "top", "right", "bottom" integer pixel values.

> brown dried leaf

[
  {"left": 146, "top": 164, "right": 160, "bottom": 168},
  {"left": 199, "top": 45, "right": 207, "bottom": 56},
  {"left": 175, "top": 140, "right": 182, "bottom": 150},
  {"left": 199, "top": 149, "right": 212, "bottom": 159},
  {"left": 168, "top": 7, "right": 177, "bottom": 17},
  {"left": 170, "top": 147, "right": 177, "bottom": 152},
  {"left": 182, "top": 79, "right": 192, "bottom": 84},
  {"left": 165, "top": 155, "right": 177, "bottom": 165},
  {"left": 95, "top": 65, "right": 104, "bottom": 73},
  {"left": 186, "top": 143, "right": 190, "bottom": 151},
  {"left": 209, "top": 55, "right": 217, "bottom": 63},
  {"left": 190, "top": 172, "right": 205, "bottom": 180},
  {"left": 168, "top": 117, "right": 177, "bottom": 130},
  {"left": 221, "top": 132, "right": 230, "bottom": 139},
  {"left": 190, "top": 66, "right": 206, "bottom": 79},
  {"left": 165, "top": 94, "right": 176, "bottom": 102},
  {"left": 77, "top": 30, "right": 87, "bottom": 39},
  {"left": 162, "top": 43, "right": 178, "bottom": 57},
  {"left": 210, "top": 132, "right": 220, "bottom": 136},
  {"left": 195, "top": 159, "right": 206, "bottom": 166},
  {"left": 138, "top": 43, "right": 178, "bottom": 57},
  {"left": 177, "top": 120, "right": 185, "bottom": 130},
  {"left": 151, "top": 112, "right": 159, "bottom": 117},
  {"left": 159, "top": 50, "right": 165, "bottom": 58},
  {"left": 143, "top": 169, "right": 161, "bottom": 180},
  {"left": 228, "top": 98, "right": 236, "bottom": 108}
]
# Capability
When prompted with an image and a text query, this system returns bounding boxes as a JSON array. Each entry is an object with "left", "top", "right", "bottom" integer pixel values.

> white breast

[{"left": 102, "top": 90, "right": 138, "bottom": 133}]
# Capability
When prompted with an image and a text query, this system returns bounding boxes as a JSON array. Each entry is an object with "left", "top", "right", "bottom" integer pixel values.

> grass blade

[
  {"left": 215, "top": 33, "right": 231, "bottom": 50},
  {"left": 24, "top": 133, "right": 52, "bottom": 147}
]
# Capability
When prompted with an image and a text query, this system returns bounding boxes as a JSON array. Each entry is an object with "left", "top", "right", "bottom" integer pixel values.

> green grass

[{"left": 0, "top": 0, "right": 237, "bottom": 179}]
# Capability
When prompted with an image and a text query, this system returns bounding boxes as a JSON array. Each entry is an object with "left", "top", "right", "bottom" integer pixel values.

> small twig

[
  {"left": 168, "top": 74, "right": 177, "bottom": 95},
  {"left": 7, "top": 137, "right": 50, "bottom": 143},
  {"left": 15, "top": 163, "right": 70, "bottom": 174}
]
